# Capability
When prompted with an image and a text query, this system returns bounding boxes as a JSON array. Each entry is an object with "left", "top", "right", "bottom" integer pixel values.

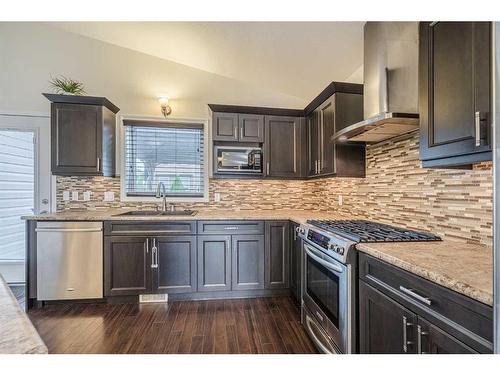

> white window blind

[{"left": 124, "top": 121, "right": 205, "bottom": 198}]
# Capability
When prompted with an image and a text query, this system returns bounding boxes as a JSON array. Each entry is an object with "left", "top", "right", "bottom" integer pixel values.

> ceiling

[{"left": 51, "top": 22, "right": 364, "bottom": 104}]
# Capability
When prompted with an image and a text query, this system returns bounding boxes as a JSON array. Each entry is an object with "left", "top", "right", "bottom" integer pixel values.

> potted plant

[{"left": 49, "top": 75, "right": 86, "bottom": 96}]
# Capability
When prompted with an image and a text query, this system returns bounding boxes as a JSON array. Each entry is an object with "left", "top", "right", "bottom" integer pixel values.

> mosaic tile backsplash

[{"left": 56, "top": 132, "right": 493, "bottom": 246}]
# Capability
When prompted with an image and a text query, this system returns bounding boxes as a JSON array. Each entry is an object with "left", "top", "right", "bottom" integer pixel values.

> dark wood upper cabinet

[
  {"left": 238, "top": 114, "right": 264, "bottom": 142},
  {"left": 212, "top": 112, "right": 239, "bottom": 141},
  {"left": 419, "top": 22, "right": 492, "bottom": 168},
  {"left": 359, "top": 280, "right": 417, "bottom": 354},
  {"left": 264, "top": 116, "right": 303, "bottom": 178},
  {"left": 153, "top": 236, "right": 197, "bottom": 294},
  {"left": 306, "top": 92, "right": 365, "bottom": 178},
  {"left": 104, "top": 236, "right": 151, "bottom": 297},
  {"left": 197, "top": 235, "right": 232, "bottom": 292},
  {"left": 264, "top": 221, "right": 290, "bottom": 289},
  {"left": 231, "top": 234, "right": 265, "bottom": 290},
  {"left": 44, "top": 94, "right": 119, "bottom": 177}
]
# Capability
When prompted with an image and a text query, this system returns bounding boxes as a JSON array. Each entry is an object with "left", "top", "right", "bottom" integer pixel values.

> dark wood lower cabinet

[
  {"left": 290, "top": 223, "right": 302, "bottom": 302},
  {"left": 232, "top": 235, "right": 265, "bottom": 290},
  {"left": 197, "top": 235, "right": 231, "bottom": 292},
  {"left": 104, "top": 236, "right": 151, "bottom": 297},
  {"left": 359, "top": 280, "right": 417, "bottom": 354},
  {"left": 265, "top": 221, "right": 290, "bottom": 289},
  {"left": 154, "top": 236, "right": 197, "bottom": 294},
  {"left": 417, "top": 317, "right": 477, "bottom": 354}
]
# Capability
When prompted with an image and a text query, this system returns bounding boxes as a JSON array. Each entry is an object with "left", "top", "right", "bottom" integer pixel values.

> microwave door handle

[{"left": 304, "top": 243, "right": 343, "bottom": 274}]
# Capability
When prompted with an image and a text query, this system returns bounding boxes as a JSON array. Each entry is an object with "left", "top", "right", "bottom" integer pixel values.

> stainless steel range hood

[{"left": 333, "top": 22, "right": 420, "bottom": 143}]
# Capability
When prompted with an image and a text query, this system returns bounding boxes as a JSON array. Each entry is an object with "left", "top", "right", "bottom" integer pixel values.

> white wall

[{"left": 0, "top": 23, "right": 307, "bottom": 119}]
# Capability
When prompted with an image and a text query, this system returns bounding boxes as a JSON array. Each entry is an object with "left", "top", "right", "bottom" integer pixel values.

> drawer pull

[
  {"left": 224, "top": 226, "right": 239, "bottom": 230},
  {"left": 400, "top": 286, "right": 432, "bottom": 306},
  {"left": 417, "top": 324, "right": 428, "bottom": 354}
]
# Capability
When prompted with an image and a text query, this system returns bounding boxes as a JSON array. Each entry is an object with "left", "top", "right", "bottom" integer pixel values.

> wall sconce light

[{"left": 158, "top": 96, "right": 172, "bottom": 117}]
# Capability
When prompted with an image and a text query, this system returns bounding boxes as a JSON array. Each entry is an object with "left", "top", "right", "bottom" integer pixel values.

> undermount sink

[{"left": 114, "top": 210, "right": 197, "bottom": 217}]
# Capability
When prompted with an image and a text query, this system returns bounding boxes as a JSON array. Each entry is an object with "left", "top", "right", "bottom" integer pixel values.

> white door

[{"left": 0, "top": 114, "right": 52, "bottom": 284}]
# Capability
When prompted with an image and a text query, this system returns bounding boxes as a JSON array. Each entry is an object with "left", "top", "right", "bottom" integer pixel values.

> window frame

[{"left": 119, "top": 115, "right": 209, "bottom": 203}]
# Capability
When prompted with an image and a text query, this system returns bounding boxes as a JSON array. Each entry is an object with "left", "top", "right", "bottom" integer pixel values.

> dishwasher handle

[{"left": 35, "top": 228, "right": 103, "bottom": 233}]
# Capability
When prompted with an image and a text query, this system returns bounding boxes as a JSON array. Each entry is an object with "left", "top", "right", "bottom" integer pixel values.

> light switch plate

[
  {"left": 83, "top": 191, "right": 91, "bottom": 201},
  {"left": 71, "top": 191, "right": 79, "bottom": 201},
  {"left": 338, "top": 194, "right": 343, "bottom": 206},
  {"left": 214, "top": 192, "right": 221, "bottom": 202},
  {"left": 104, "top": 192, "right": 115, "bottom": 202},
  {"left": 62, "top": 191, "right": 70, "bottom": 201}
]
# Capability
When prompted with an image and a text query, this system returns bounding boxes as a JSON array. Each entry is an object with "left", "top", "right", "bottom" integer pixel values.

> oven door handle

[
  {"left": 304, "top": 244, "right": 343, "bottom": 274},
  {"left": 305, "top": 315, "right": 338, "bottom": 354}
]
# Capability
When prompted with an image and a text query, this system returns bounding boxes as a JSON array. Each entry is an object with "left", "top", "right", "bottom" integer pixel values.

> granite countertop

[
  {"left": 21, "top": 208, "right": 354, "bottom": 223},
  {"left": 357, "top": 241, "right": 493, "bottom": 306},
  {"left": 0, "top": 276, "right": 47, "bottom": 354},
  {"left": 22, "top": 208, "right": 493, "bottom": 307}
]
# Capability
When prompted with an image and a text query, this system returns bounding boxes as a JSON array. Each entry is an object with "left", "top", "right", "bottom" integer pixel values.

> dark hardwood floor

[{"left": 28, "top": 296, "right": 317, "bottom": 354}]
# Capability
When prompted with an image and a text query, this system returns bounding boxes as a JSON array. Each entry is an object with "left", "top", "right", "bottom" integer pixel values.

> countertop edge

[{"left": 356, "top": 245, "right": 493, "bottom": 307}]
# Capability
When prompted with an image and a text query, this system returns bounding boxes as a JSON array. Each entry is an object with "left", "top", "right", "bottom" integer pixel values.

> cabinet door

[
  {"left": 197, "top": 235, "right": 231, "bottom": 292},
  {"left": 212, "top": 112, "right": 239, "bottom": 141},
  {"left": 153, "top": 236, "right": 197, "bottom": 294},
  {"left": 307, "top": 111, "right": 321, "bottom": 176},
  {"left": 51, "top": 103, "right": 102, "bottom": 175},
  {"left": 359, "top": 280, "right": 417, "bottom": 354},
  {"left": 419, "top": 22, "right": 491, "bottom": 166},
  {"left": 417, "top": 317, "right": 477, "bottom": 354},
  {"left": 232, "top": 235, "right": 265, "bottom": 290},
  {"left": 264, "top": 221, "right": 290, "bottom": 289},
  {"left": 265, "top": 116, "right": 302, "bottom": 178},
  {"left": 290, "top": 223, "right": 302, "bottom": 302},
  {"left": 318, "top": 96, "right": 336, "bottom": 175},
  {"left": 238, "top": 114, "right": 264, "bottom": 142},
  {"left": 104, "top": 236, "right": 151, "bottom": 296}
]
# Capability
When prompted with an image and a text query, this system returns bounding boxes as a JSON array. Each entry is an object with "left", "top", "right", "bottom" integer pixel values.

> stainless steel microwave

[{"left": 214, "top": 146, "right": 262, "bottom": 174}]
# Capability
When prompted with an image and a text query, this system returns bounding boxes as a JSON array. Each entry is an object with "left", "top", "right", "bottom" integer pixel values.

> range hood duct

[{"left": 333, "top": 22, "right": 420, "bottom": 143}]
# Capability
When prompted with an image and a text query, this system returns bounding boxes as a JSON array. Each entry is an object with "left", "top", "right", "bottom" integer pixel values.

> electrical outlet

[
  {"left": 62, "top": 191, "right": 70, "bottom": 201},
  {"left": 83, "top": 191, "right": 91, "bottom": 201},
  {"left": 338, "top": 194, "right": 343, "bottom": 206},
  {"left": 71, "top": 191, "right": 79, "bottom": 201},
  {"left": 104, "top": 192, "right": 115, "bottom": 202},
  {"left": 214, "top": 192, "right": 221, "bottom": 202}
]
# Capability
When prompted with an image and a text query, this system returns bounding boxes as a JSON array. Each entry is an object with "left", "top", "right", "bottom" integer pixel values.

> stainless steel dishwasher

[{"left": 36, "top": 221, "right": 103, "bottom": 301}]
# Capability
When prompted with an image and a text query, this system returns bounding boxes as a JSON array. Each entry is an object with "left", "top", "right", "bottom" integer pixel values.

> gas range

[
  {"left": 298, "top": 219, "right": 441, "bottom": 354},
  {"left": 297, "top": 219, "right": 441, "bottom": 264}
]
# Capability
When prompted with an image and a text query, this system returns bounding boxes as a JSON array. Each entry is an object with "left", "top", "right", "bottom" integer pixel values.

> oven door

[{"left": 302, "top": 241, "right": 351, "bottom": 353}]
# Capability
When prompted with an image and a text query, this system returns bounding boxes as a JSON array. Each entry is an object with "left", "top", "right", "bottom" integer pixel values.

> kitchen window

[{"left": 121, "top": 119, "right": 208, "bottom": 201}]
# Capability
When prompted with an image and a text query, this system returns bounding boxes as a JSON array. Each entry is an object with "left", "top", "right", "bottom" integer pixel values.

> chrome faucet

[{"left": 156, "top": 182, "right": 168, "bottom": 211}]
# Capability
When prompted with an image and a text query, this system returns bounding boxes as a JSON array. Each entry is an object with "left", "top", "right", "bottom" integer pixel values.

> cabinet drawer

[
  {"left": 197, "top": 221, "right": 264, "bottom": 235},
  {"left": 359, "top": 253, "right": 493, "bottom": 351},
  {"left": 104, "top": 221, "right": 196, "bottom": 236}
]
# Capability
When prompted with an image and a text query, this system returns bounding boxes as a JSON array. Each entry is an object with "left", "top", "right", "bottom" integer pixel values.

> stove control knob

[
  {"left": 332, "top": 245, "right": 339, "bottom": 252},
  {"left": 328, "top": 243, "right": 335, "bottom": 251},
  {"left": 338, "top": 247, "right": 345, "bottom": 255}
]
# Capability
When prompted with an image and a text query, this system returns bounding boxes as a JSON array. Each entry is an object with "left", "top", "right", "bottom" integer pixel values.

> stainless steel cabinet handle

[
  {"left": 145, "top": 238, "right": 149, "bottom": 254},
  {"left": 417, "top": 324, "right": 428, "bottom": 354},
  {"left": 318, "top": 159, "right": 321, "bottom": 173},
  {"left": 151, "top": 238, "right": 158, "bottom": 268},
  {"left": 399, "top": 286, "right": 432, "bottom": 306},
  {"left": 266, "top": 162, "right": 270, "bottom": 175},
  {"left": 315, "top": 160, "right": 318, "bottom": 174},
  {"left": 304, "top": 243, "right": 343, "bottom": 274},
  {"left": 224, "top": 226, "right": 239, "bottom": 230},
  {"left": 97, "top": 157, "right": 101, "bottom": 172},
  {"left": 475, "top": 111, "right": 481, "bottom": 147},
  {"left": 402, "top": 316, "right": 413, "bottom": 353},
  {"left": 305, "top": 315, "right": 335, "bottom": 354},
  {"left": 240, "top": 127, "right": 243, "bottom": 140}
]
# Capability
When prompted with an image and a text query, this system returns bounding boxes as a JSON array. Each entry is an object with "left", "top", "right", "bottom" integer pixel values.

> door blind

[{"left": 124, "top": 123, "right": 205, "bottom": 198}]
